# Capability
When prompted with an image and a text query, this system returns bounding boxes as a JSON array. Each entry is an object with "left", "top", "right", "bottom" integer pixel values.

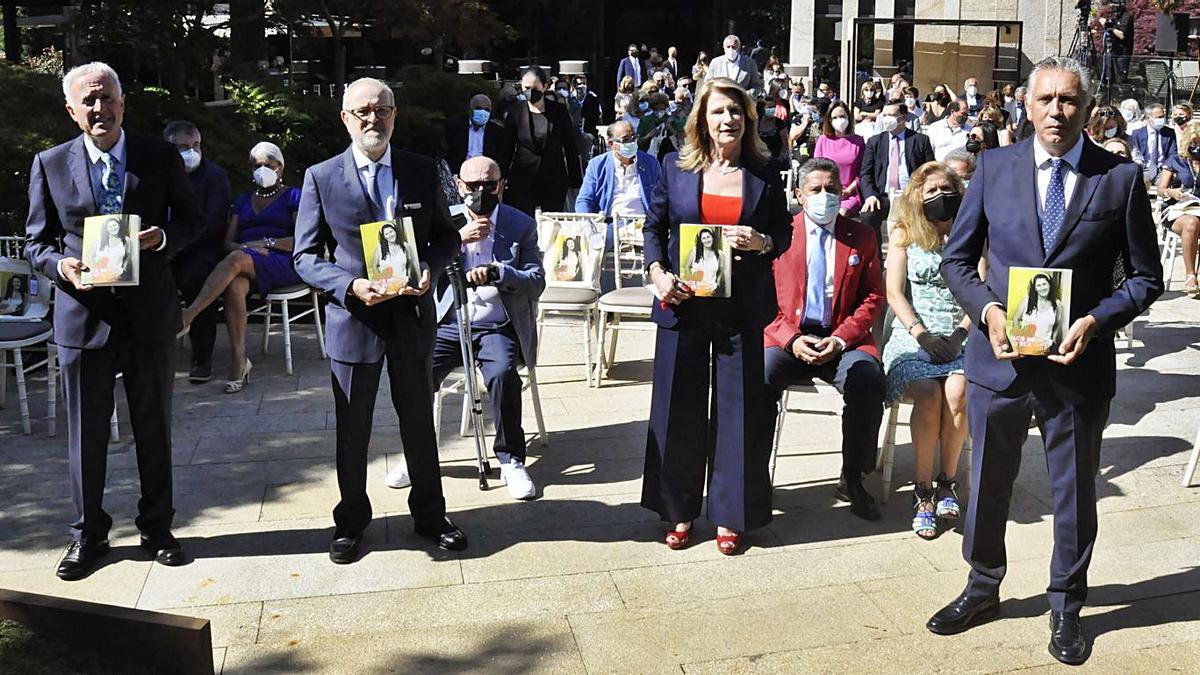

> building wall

[{"left": 791, "top": 0, "right": 1073, "bottom": 95}]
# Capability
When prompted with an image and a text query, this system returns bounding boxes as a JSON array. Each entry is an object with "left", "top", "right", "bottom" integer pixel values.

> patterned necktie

[
  {"left": 99, "top": 152, "right": 123, "bottom": 214},
  {"left": 887, "top": 136, "right": 901, "bottom": 191},
  {"left": 1148, "top": 131, "right": 1159, "bottom": 170},
  {"left": 803, "top": 226, "right": 830, "bottom": 326},
  {"left": 1042, "top": 158, "right": 1066, "bottom": 254},
  {"left": 366, "top": 162, "right": 382, "bottom": 219}
]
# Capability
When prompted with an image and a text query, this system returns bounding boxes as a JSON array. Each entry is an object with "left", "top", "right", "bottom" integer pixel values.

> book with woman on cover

[
  {"left": 1006, "top": 266, "right": 1072, "bottom": 356},
  {"left": 81, "top": 214, "right": 140, "bottom": 286},
  {"left": 678, "top": 224, "right": 732, "bottom": 298},
  {"left": 360, "top": 217, "right": 421, "bottom": 295}
]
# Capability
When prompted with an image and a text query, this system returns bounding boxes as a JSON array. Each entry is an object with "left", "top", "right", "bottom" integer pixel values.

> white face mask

[
  {"left": 1004, "top": 95, "right": 1014, "bottom": 104},
  {"left": 1120, "top": 109, "right": 1136, "bottom": 123},
  {"left": 180, "top": 148, "right": 201, "bottom": 173},
  {"left": 832, "top": 117, "right": 850, "bottom": 133},
  {"left": 805, "top": 191, "right": 840, "bottom": 225},
  {"left": 904, "top": 97, "right": 917, "bottom": 109},
  {"left": 725, "top": 47, "right": 739, "bottom": 61},
  {"left": 253, "top": 165, "right": 278, "bottom": 188},
  {"left": 1152, "top": 116, "right": 1167, "bottom": 130},
  {"left": 965, "top": 85, "right": 978, "bottom": 97},
  {"left": 1103, "top": 127, "right": 1118, "bottom": 139},
  {"left": 877, "top": 114, "right": 899, "bottom": 133}
]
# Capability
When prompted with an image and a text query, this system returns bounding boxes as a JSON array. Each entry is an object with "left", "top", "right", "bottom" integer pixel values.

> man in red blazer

[{"left": 764, "top": 158, "right": 887, "bottom": 520}]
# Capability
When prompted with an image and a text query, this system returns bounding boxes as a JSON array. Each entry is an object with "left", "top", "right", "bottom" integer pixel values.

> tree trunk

[
  {"left": 3, "top": 1, "right": 20, "bottom": 63},
  {"left": 332, "top": 28, "right": 345, "bottom": 99}
]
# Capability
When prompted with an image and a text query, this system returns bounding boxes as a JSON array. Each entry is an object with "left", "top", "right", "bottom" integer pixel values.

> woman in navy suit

[{"left": 641, "top": 77, "right": 792, "bottom": 555}]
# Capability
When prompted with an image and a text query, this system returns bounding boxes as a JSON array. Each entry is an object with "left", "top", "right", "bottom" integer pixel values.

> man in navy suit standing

[
  {"left": 931, "top": 57, "right": 1163, "bottom": 664},
  {"left": 293, "top": 78, "right": 467, "bottom": 563},
  {"left": 617, "top": 44, "right": 645, "bottom": 88},
  {"left": 860, "top": 100, "right": 937, "bottom": 235},
  {"left": 25, "top": 62, "right": 199, "bottom": 579}
]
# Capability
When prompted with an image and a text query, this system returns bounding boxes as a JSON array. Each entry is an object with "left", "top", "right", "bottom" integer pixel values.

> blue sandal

[
  {"left": 912, "top": 483, "right": 938, "bottom": 540},
  {"left": 936, "top": 473, "right": 961, "bottom": 520}
]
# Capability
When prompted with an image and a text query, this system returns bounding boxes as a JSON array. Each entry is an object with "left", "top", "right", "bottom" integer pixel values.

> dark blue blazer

[
  {"left": 182, "top": 158, "right": 232, "bottom": 260},
  {"left": 616, "top": 57, "right": 645, "bottom": 88},
  {"left": 1129, "top": 124, "right": 1177, "bottom": 176},
  {"left": 860, "top": 130, "right": 937, "bottom": 202},
  {"left": 293, "top": 145, "right": 461, "bottom": 364},
  {"left": 939, "top": 137, "right": 1163, "bottom": 400},
  {"left": 24, "top": 133, "right": 200, "bottom": 349},
  {"left": 642, "top": 153, "right": 792, "bottom": 330}
]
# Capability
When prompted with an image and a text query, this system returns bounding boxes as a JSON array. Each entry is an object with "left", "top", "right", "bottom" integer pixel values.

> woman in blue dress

[
  {"left": 180, "top": 142, "right": 303, "bottom": 393},
  {"left": 881, "top": 162, "right": 971, "bottom": 540}
]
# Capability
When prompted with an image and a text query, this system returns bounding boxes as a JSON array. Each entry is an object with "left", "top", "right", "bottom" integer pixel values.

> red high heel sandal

[
  {"left": 716, "top": 530, "right": 742, "bottom": 555},
  {"left": 665, "top": 524, "right": 691, "bottom": 550}
]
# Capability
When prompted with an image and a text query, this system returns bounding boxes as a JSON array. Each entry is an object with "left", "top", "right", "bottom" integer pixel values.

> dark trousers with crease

[
  {"left": 330, "top": 347, "right": 446, "bottom": 535},
  {"left": 962, "top": 378, "right": 1109, "bottom": 614},
  {"left": 641, "top": 319, "right": 773, "bottom": 532},
  {"left": 763, "top": 344, "right": 885, "bottom": 479},
  {"left": 431, "top": 322, "right": 526, "bottom": 464},
  {"left": 173, "top": 252, "right": 221, "bottom": 367},
  {"left": 59, "top": 333, "right": 176, "bottom": 541}
]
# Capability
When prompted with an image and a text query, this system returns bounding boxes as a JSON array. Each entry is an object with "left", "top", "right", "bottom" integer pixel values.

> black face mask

[
  {"left": 923, "top": 191, "right": 962, "bottom": 223},
  {"left": 965, "top": 138, "right": 982, "bottom": 154},
  {"left": 1175, "top": 116, "right": 1190, "bottom": 127},
  {"left": 1190, "top": 145, "right": 1200, "bottom": 160},
  {"left": 463, "top": 188, "right": 500, "bottom": 216},
  {"left": 523, "top": 88, "right": 544, "bottom": 104}
]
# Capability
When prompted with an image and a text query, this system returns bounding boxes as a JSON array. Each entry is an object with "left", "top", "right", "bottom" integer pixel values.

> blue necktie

[
  {"left": 1042, "top": 158, "right": 1066, "bottom": 254},
  {"left": 366, "top": 162, "right": 383, "bottom": 220},
  {"left": 99, "top": 153, "right": 123, "bottom": 214},
  {"left": 804, "top": 226, "right": 830, "bottom": 326}
]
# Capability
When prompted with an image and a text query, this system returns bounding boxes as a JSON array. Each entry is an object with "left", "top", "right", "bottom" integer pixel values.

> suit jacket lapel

[
  {"left": 792, "top": 217, "right": 809, "bottom": 319},
  {"left": 339, "top": 146, "right": 374, "bottom": 222},
  {"left": 832, "top": 217, "right": 853, "bottom": 318},
  {"left": 1045, "top": 141, "right": 1102, "bottom": 263},
  {"left": 69, "top": 136, "right": 95, "bottom": 213},
  {"left": 739, "top": 167, "right": 765, "bottom": 226},
  {"left": 1014, "top": 140, "right": 1042, "bottom": 257},
  {"left": 677, "top": 168, "right": 702, "bottom": 224},
  {"left": 123, "top": 135, "right": 143, "bottom": 213}
]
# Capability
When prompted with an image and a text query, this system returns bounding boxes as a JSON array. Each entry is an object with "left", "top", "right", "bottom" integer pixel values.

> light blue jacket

[{"left": 575, "top": 150, "right": 660, "bottom": 217}]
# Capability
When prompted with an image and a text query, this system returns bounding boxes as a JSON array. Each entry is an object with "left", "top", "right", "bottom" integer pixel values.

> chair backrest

[
  {"left": 611, "top": 216, "right": 646, "bottom": 290},
  {"left": 536, "top": 211, "right": 608, "bottom": 291},
  {"left": 1143, "top": 61, "right": 1170, "bottom": 96},
  {"left": 1178, "top": 60, "right": 1200, "bottom": 78},
  {"left": 0, "top": 235, "right": 24, "bottom": 259},
  {"left": 0, "top": 256, "right": 52, "bottom": 322}
]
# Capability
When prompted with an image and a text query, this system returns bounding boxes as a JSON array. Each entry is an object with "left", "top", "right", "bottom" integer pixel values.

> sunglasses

[
  {"left": 1097, "top": 109, "right": 1119, "bottom": 118},
  {"left": 462, "top": 180, "right": 499, "bottom": 192}
]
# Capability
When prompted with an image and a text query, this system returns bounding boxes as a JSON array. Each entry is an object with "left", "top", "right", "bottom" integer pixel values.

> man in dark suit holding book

[
  {"left": 293, "top": 77, "right": 467, "bottom": 563},
  {"left": 933, "top": 57, "right": 1163, "bottom": 664},
  {"left": 25, "top": 62, "right": 200, "bottom": 579}
]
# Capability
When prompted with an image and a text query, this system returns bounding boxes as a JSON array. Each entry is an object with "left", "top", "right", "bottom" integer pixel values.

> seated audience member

[
  {"left": 926, "top": 99, "right": 972, "bottom": 161},
  {"left": 179, "top": 142, "right": 303, "bottom": 393},
  {"left": 943, "top": 148, "right": 976, "bottom": 184},
  {"left": 978, "top": 107, "right": 1011, "bottom": 146},
  {"left": 982, "top": 90, "right": 1009, "bottom": 125},
  {"left": 637, "top": 92, "right": 674, "bottom": 156},
  {"left": 1087, "top": 105, "right": 1127, "bottom": 144},
  {"left": 1172, "top": 103, "right": 1194, "bottom": 147},
  {"left": 1005, "top": 86, "right": 1028, "bottom": 132},
  {"left": 764, "top": 158, "right": 886, "bottom": 520},
  {"left": 1157, "top": 123, "right": 1200, "bottom": 297},
  {"left": 923, "top": 84, "right": 952, "bottom": 125},
  {"left": 163, "top": 119, "right": 231, "bottom": 384},
  {"left": 966, "top": 121, "right": 1000, "bottom": 155},
  {"left": 1130, "top": 103, "right": 1175, "bottom": 184},
  {"left": 859, "top": 100, "right": 937, "bottom": 234},
  {"left": 1102, "top": 137, "right": 1132, "bottom": 160},
  {"left": 813, "top": 100, "right": 866, "bottom": 215},
  {"left": 854, "top": 80, "right": 883, "bottom": 124},
  {"left": 1120, "top": 98, "right": 1143, "bottom": 133},
  {"left": 902, "top": 86, "right": 924, "bottom": 131},
  {"left": 385, "top": 156, "right": 545, "bottom": 499},
  {"left": 617, "top": 75, "right": 636, "bottom": 97},
  {"left": 757, "top": 94, "right": 791, "bottom": 163},
  {"left": 576, "top": 120, "right": 661, "bottom": 223},
  {"left": 958, "top": 77, "right": 984, "bottom": 116},
  {"left": 446, "top": 94, "right": 504, "bottom": 176},
  {"left": 882, "top": 161, "right": 971, "bottom": 539}
]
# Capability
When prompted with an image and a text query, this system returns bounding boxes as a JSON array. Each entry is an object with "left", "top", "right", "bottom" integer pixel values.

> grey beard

[{"left": 356, "top": 131, "right": 388, "bottom": 153}]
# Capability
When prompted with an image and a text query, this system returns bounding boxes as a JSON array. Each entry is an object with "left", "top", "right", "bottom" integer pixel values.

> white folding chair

[
  {"left": 596, "top": 216, "right": 656, "bottom": 385},
  {"left": 1183, "top": 422, "right": 1200, "bottom": 488},
  {"left": 877, "top": 397, "right": 973, "bottom": 503},
  {"left": 535, "top": 211, "right": 607, "bottom": 387},
  {"left": 0, "top": 256, "right": 57, "bottom": 436},
  {"left": 1160, "top": 227, "right": 1199, "bottom": 292},
  {"left": 249, "top": 284, "right": 326, "bottom": 375},
  {"left": 434, "top": 364, "right": 548, "bottom": 448},
  {"left": 769, "top": 379, "right": 843, "bottom": 486}
]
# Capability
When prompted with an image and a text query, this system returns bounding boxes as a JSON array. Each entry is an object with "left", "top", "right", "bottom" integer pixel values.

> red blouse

[{"left": 699, "top": 193, "right": 742, "bottom": 225}]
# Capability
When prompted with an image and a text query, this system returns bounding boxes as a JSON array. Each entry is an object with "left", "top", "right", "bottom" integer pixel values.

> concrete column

[{"left": 790, "top": 0, "right": 816, "bottom": 83}]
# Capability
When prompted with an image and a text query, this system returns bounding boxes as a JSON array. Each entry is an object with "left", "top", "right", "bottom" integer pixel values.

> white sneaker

[
  {"left": 384, "top": 459, "right": 411, "bottom": 489},
  {"left": 500, "top": 461, "right": 536, "bottom": 500}
]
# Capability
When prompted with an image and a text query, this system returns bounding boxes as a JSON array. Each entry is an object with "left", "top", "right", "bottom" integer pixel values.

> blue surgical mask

[
  {"left": 765, "top": 106, "right": 777, "bottom": 118},
  {"left": 471, "top": 109, "right": 491, "bottom": 126},
  {"left": 638, "top": 101, "right": 649, "bottom": 113},
  {"left": 616, "top": 141, "right": 638, "bottom": 159},
  {"left": 805, "top": 191, "right": 840, "bottom": 225}
]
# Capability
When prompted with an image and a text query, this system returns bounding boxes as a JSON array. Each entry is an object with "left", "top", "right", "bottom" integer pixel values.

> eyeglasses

[
  {"left": 462, "top": 180, "right": 499, "bottom": 192},
  {"left": 346, "top": 105, "right": 395, "bottom": 121}
]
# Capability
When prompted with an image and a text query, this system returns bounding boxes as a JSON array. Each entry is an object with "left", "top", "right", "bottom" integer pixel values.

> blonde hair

[
  {"left": 1179, "top": 121, "right": 1200, "bottom": 157},
  {"left": 676, "top": 77, "right": 768, "bottom": 173},
  {"left": 891, "top": 162, "right": 964, "bottom": 252}
]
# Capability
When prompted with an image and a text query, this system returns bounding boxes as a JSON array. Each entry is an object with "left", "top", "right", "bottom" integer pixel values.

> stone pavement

[{"left": 1, "top": 281, "right": 1198, "bottom": 674}]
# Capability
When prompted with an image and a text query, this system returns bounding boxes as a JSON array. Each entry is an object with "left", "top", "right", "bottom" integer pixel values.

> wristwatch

[{"left": 265, "top": 237, "right": 277, "bottom": 250}]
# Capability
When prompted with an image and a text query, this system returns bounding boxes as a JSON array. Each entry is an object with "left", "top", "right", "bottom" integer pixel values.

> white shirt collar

[
  {"left": 351, "top": 143, "right": 392, "bottom": 170},
  {"left": 1033, "top": 133, "right": 1085, "bottom": 170},
  {"left": 83, "top": 129, "right": 126, "bottom": 165},
  {"left": 614, "top": 152, "right": 638, "bottom": 171},
  {"left": 804, "top": 212, "right": 835, "bottom": 234}
]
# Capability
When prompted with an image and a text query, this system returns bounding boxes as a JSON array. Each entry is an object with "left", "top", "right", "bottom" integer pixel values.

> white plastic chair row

[
  {"left": 596, "top": 216, "right": 655, "bottom": 385},
  {"left": 434, "top": 365, "right": 548, "bottom": 448},
  {"left": 534, "top": 211, "right": 607, "bottom": 387},
  {"left": 247, "top": 284, "right": 327, "bottom": 375}
]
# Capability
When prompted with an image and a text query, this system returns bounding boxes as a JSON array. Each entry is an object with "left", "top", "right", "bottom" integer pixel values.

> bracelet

[{"left": 906, "top": 318, "right": 925, "bottom": 334}]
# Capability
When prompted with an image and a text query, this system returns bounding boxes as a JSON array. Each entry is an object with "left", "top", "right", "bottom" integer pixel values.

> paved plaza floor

[{"left": 1, "top": 277, "right": 1198, "bottom": 673}]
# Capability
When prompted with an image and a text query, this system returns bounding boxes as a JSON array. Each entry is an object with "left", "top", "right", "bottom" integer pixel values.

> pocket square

[{"left": 848, "top": 253, "right": 861, "bottom": 266}]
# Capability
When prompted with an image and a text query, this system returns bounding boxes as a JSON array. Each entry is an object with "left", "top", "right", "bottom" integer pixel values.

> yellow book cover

[
  {"left": 81, "top": 214, "right": 140, "bottom": 286},
  {"left": 678, "top": 224, "right": 732, "bottom": 298},
  {"left": 1006, "top": 266, "right": 1072, "bottom": 356},
  {"left": 360, "top": 217, "right": 420, "bottom": 295}
]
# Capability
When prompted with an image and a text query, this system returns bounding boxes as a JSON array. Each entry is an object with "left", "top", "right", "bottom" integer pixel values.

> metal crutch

[{"left": 446, "top": 256, "right": 492, "bottom": 490}]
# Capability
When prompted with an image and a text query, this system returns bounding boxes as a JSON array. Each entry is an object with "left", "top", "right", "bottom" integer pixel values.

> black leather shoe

[
  {"left": 1048, "top": 611, "right": 1088, "bottom": 665},
  {"left": 837, "top": 477, "right": 882, "bottom": 521},
  {"left": 188, "top": 361, "right": 212, "bottom": 384},
  {"left": 415, "top": 516, "right": 468, "bottom": 551},
  {"left": 329, "top": 533, "right": 362, "bottom": 564},
  {"left": 56, "top": 537, "right": 109, "bottom": 581},
  {"left": 926, "top": 592, "right": 1000, "bottom": 635},
  {"left": 140, "top": 532, "right": 185, "bottom": 566}
]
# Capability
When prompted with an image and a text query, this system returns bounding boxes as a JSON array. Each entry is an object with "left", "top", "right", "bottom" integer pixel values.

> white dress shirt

[
  {"left": 462, "top": 205, "right": 508, "bottom": 326},
  {"left": 927, "top": 119, "right": 971, "bottom": 162},
  {"left": 610, "top": 155, "right": 645, "bottom": 218},
  {"left": 466, "top": 123, "right": 486, "bottom": 160},
  {"left": 351, "top": 144, "right": 395, "bottom": 218}
]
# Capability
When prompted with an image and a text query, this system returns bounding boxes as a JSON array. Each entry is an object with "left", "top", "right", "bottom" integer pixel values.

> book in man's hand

[
  {"left": 81, "top": 214, "right": 140, "bottom": 286},
  {"left": 1005, "top": 266, "right": 1072, "bottom": 357}
]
